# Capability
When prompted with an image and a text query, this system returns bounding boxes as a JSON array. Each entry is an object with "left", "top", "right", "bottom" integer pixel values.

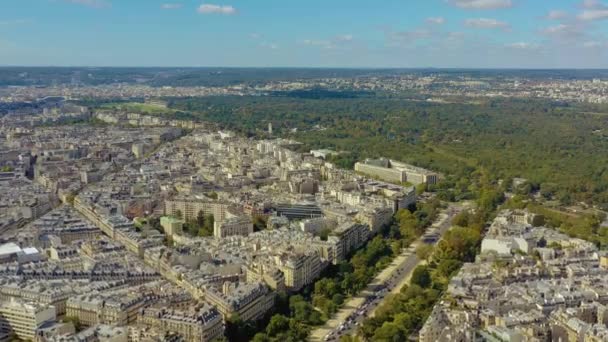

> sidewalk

[{"left": 309, "top": 245, "right": 418, "bottom": 341}]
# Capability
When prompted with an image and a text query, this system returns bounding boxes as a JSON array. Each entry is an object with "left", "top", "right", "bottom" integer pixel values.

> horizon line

[{"left": 2, "top": 65, "right": 608, "bottom": 71}]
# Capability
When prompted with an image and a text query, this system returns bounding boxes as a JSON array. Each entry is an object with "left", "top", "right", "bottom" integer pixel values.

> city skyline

[{"left": 2, "top": 0, "right": 608, "bottom": 68}]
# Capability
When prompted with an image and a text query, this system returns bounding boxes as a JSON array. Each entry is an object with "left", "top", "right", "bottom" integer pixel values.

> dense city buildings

[
  {"left": 3, "top": 72, "right": 608, "bottom": 105},
  {"left": 419, "top": 210, "right": 608, "bottom": 342},
  {"left": 3, "top": 67, "right": 606, "bottom": 342},
  {"left": 0, "top": 108, "right": 420, "bottom": 341},
  {"left": 0, "top": 298, "right": 56, "bottom": 341}
]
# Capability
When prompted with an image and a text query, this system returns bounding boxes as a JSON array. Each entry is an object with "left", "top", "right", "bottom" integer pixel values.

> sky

[{"left": 1, "top": 0, "right": 608, "bottom": 68}]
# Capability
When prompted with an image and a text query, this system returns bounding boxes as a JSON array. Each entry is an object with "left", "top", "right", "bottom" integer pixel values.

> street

[{"left": 310, "top": 202, "right": 466, "bottom": 342}]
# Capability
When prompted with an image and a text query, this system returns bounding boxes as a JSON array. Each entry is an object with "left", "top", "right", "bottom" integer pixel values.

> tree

[
  {"left": 436, "top": 227, "right": 481, "bottom": 262},
  {"left": 540, "top": 183, "right": 557, "bottom": 200},
  {"left": 372, "top": 322, "right": 405, "bottom": 342},
  {"left": 435, "top": 258, "right": 462, "bottom": 279},
  {"left": 265, "top": 314, "right": 289, "bottom": 337},
  {"left": 287, "top": 318, "right": 311, "bottom": 341},
  {"left": 318, "top": 227, "right": 331, "bottom": 241},
  {"left": 197, "top": 226, "right": 213, "bottom": 237},
  {"left": 63, "top": 316, "right": 83, "bottom": 332},
  {"left": 196, "top": 210, "right": 205, "bottom": 227},
  {"left": 451, "top": 211, "right": 470, "bottom": 227},
  {"left": 204, "top": 214, "right": 214, "bottom": 231},
  {"left": 531, "top": 214, "right": 545, "bottom": 227},
  {"left": 289, "top": 295, "right": 313, "bottom": 323},
  {"left": 415, "top": 183, "right": 426, "bottom": 195},
  {"left": 65, "top": 193, "right": 76, "bottom": 205},
  {"left": 174, "top": 210, "right": 183, "bottom": 220},
  {"left": 393, "top": 312, "right": 416, "bottom": 332},
  {"left": 331, "top": 293, "right": 344, "bottom": 306},
  {"left": 253, "top": 215, "right": 268, "bottom": 231},
  {"left": 411, "top": 265, "right": 432, "bottom": 288},
  {"left": 251, "top": 333, "right": 270, "bottom": 342},
  {"left": 314, "top": 278, "right": 338, "bottom": 298},
  {"left": 415, "top": 244, "right": 433, "bottom": 261},
  {"left": 225, "top": 315, "right": 256, "bottom": 341}
]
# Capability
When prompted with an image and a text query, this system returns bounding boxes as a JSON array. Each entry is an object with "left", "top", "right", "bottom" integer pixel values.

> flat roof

[{"left": 0, "top": 242, "right": 21, "bottom": 256}]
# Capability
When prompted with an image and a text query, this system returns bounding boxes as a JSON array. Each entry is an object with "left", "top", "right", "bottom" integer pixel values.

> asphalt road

[{"left": 320, "top": 203, "right": 464, "bottom": 341}]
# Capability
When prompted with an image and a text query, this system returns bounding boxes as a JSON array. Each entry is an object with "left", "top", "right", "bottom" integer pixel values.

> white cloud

[
  {"left": 335, "top": 34, "right": 354, "bottom": 42},
  {"left": 249, "top": 33, "right": 261, "bottom": 39},
  {"left": 426, "top": 17, "right": 446, "bottom": 24},
  {"left": 464, "top": 18, "right": 510, "bottom": 29},
  {"left": 541, "top": 24, "right": 582, "bottom": 36},
  {"left": 505, "top": 42, "right": 537, "bottom": 49},
  {"left": 575, "top": 0, "right": 608, "bottom": 20},
  {"left": 581, "top": 0, "right": 607, "bottom": 9},
  {"left": 447, "top": 0, "right": 512, "bottom": 10},
  {"left": 578, "top": 9, "right": 608, "bottom": 20},
  {"left": 197, "top": 4, "right": 236, "bottom": 15},
  {"left": 546, "top": 10, "right": 568, "bottom": 20},
  {"left": 62, "top": 0, "right": 110, "bottom": 8},
  {"left": 161, "top": 3, "right": 183, "bottom": 10},
  {"left": 542, "top": 24, "right": 569, "bottom": 34},
  {"left": 541, "top": 24, "right": 586, "bottom": 43},
  {"left": 388, "top": 29, "right": 433, "bottom": 45},
  {"left": 260, "top": 42, "right": 279, "bottom": 50},
  {"left": 303, "top": 34, "right": 355, "bottom": 49}
]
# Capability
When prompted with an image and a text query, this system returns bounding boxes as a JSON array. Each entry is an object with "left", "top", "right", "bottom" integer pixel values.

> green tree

[
  {"left": 204, "top": 214, "right": 214, "bottom": 231},
  {"left": 251, "top": 333, "right": 270, "bottom": 342},
  {"left": 435, "top": 259, "right": 462, "bottom": 279},
  {"left": 415, "top": 244, "right": 433, "bottom": 261},
  {"left": 451, "top": 211, "right": 470, "bottom": 227},
  {"left": 287, "top": 318, "right": 311, "bottom": 341},
  {"left": 63, "top": 316, "right": 83, "bottom": 332},
  {"left": 225, "top": 315, "right": 256, "bottom": 342},
  {"left": 410, "top": 265, "right": 432, "bottom": 288},
  {"left": 265, "top": 314, "right": 290, "bottom": 337},
  {"left": 393, "top": 312, "right": 416, "bottom": 332},
  {"left": 331, "top": 293, "right": 344, "bottom": 306},
  {"left": 196, "top": 210, "right": 205, "bottom": 227},
  {"left": 415, "top": 183, "right": 426, "bottom": 195},
  {"left": 372, "top": 322, "right": 405, "bottom": 342},
  {"left": 253, "top": 215, "right": 268, "bottom": 231}
]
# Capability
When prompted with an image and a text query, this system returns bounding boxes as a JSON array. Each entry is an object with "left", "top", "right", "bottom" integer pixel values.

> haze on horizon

[{"left": 1, "top": 0, "right": 608, "bottom": 68}]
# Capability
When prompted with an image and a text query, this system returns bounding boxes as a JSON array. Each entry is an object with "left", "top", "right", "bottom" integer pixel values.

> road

[{"left": 310, "top": 202, "right": 466, "bottom": 342}]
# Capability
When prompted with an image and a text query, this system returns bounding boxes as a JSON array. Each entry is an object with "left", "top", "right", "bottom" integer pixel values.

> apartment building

[
  {"left": 164, "top": 197, "right": 229, "bottom": 222},
  {"left": 355, "top": 158, "right": 438, "bottom": 185},
  {"left": 213, "top": 216, "right": 253, "bottom": 239},
  {"left": 138, "top": 306, "right": 224, "bottom": 342},
  {"left": 204, "top": 282, "right": 274, "bottom": 322},
  {"left": 0, "top": 298, "right": 56, "bottom": 341},
  {"left": 276, "top": 251, "right": 324, "bottom": 291},
  {"left": 66, "top": 293, "right": 147, "bottom": 327}
]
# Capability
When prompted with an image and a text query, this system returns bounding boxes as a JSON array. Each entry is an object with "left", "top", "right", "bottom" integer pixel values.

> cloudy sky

[{"left": 1, "top": 0, "right": 608, "bottom": 68}]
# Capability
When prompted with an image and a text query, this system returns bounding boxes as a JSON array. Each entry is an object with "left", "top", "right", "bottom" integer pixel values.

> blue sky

[{"left": 1, "top": 0, "right": 608, "bottom": 68}]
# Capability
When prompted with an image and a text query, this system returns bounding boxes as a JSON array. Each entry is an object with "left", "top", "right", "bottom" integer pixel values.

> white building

[{"left": 0, "top": 298, "right": 56, "bottom": 340}]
